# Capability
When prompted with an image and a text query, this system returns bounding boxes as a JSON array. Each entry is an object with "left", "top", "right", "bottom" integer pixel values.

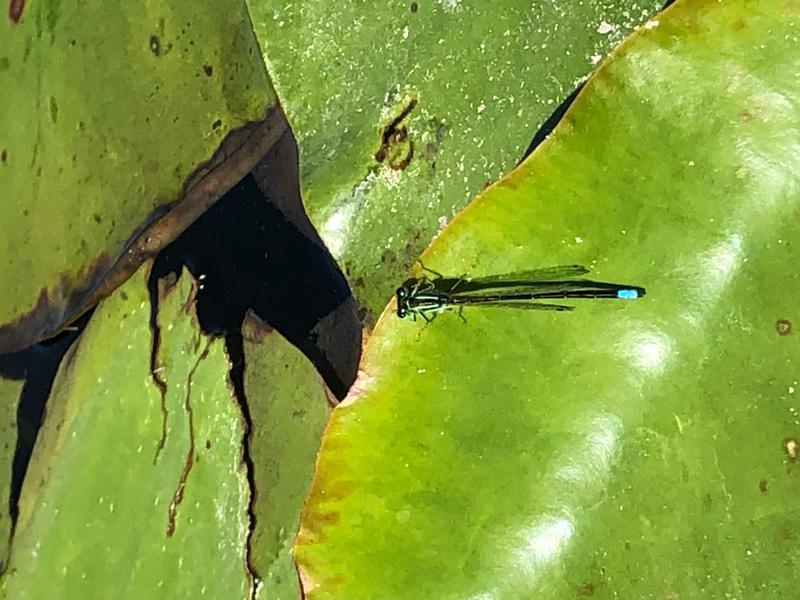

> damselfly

[{"left": 395, "top": 264, "right": 645, "bottom": 322}]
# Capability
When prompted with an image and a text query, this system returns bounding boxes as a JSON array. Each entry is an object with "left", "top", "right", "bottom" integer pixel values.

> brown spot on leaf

[
  {"left": 205, "top": 439, "right": 211, "bottom": 449},
  {"left": 8, "top": 0, "right": 24, "bottom": 23},
  {"left": 203, "top": 64, "right": 213, "bottom": 77},
  {"left": 389, "top": 139, "right": 414, "bottom": 170},
  {"left": 759, "top": 479, "right": 768, "bottom": 493},
  {"left": 211, "top": 118, "right": 222, "bottom": 130},
  {"left": 0, "top": 149, "right": 6, "bottom": 163},
  {"left": 410, "top": 1, "right": 418, "bottom": 12},
  {"left": 149, "top": 35, "right": 160, "bottom": 56},
  {"left": 577, "top": 582, "right": 596, "bottom": 596},
  {"left": 92, "top": 213, "right": 102, "bottom": 224},
  {"left": 776, "top": 319, "right": 792, "bottom": 335},
  {"left": 375, "top": 98, "right": 417, "bottom": 171}
]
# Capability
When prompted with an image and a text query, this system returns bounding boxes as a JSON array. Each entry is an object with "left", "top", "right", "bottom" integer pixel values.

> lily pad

[
  {"left": 0, "top": 376, "right": 23, "bottom": 570},
  {"left": 247, "top": 0, "right": 663, "bottom": 318},
  {"left": 296, "top": 1, "right": 800, "bottom": 597},
  {"left": 0, "top": 1, "right": 281, "bottom": 352},
  {"left": 1, "top": 266, "right": 251, "bottom": 599},
  {"left": 242, "top": 314, "right": 332, "bottom": 599}
]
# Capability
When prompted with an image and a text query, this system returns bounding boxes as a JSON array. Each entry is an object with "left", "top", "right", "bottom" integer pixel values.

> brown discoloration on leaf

[
  {"left": 578, "top": 582, "right": 596, "bottom": 596},
  {"left": 298, "top": 510, "right": 340, "bottom": 539},
  {"left": 775, "top": 318, "right": 792, "bottom": 336},
  {"left": 0, "top": 107, "right": 288, "bottom": 353},
  {"left": 759, "top": 478, "right": 768, "bottom": 493},
  {"left": 317, "top": 479, "right": 357, "bottom": 502},
  {"left": 151, "top": 272, "right": 181, "bottom": 464},
  {"left": 0, "top": 253, "right": 112, "bottom": 351},
  {"left": 375, "top": 98, "right": 416, "bottom": 171},
  {"left": 241, "top": 310, "right": 274, "bottom": 344},
  {"left": 7, "top": 0, "right": 24, "bottom": 23},
  {"left": 166, "top": 338, "right": 211, "bottom": 537}
]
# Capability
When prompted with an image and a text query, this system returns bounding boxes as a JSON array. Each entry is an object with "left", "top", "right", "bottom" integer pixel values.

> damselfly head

[{"left": 395, "top": 286, "right": 410, "bottom": 318}]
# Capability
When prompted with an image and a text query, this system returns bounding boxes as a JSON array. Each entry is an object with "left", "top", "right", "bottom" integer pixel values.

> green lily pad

[
  {"left": 1, "top": 266, "right": 251, "bottom": 599},
  {"left": 296, "top": 1, "right": 800, "bottom": 597},
  {"left": 0, "top": 1, "right": 281, "bottom": 352},
  {"left": 0, "top": 376, "right": 23, "bottom": 570},
  {"left": 247, "top": 0, "right": 662, "bottom": 319},
  {"left": 242, "top": 314, "right": 332, "bottom": 599}
]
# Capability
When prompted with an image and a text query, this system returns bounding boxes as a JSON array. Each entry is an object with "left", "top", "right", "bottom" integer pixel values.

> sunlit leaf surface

[{"left": 296, "top": 1, "right": 800, "bottom": 597}]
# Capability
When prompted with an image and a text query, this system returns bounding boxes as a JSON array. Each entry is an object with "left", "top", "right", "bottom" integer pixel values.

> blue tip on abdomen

[{"left": 617, "top": 289, "right": 639, "bottom": 300}]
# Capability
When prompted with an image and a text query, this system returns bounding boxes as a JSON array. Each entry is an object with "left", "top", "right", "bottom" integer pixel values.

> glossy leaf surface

[{"left": 296, "top": 2, "right": 800, "bottom": 597}]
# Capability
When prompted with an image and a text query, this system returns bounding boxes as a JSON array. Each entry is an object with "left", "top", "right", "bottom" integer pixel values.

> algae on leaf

[{"left": 296, "top": 1, "right": 800, "bottom": 597}]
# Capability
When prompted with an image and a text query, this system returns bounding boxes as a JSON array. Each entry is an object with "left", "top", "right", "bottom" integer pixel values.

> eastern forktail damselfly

[{"left": 395, "top": 265, "right": 645, "bottom": 322}]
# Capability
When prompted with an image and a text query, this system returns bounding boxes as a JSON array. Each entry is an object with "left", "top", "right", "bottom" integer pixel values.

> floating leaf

[
  {"left": 1, "top": 266, "right": 251, "bottom": 599},
  {"left": 0, "top": 376, "right": 23, "bottom": 570},
  {"left": 296, "top": 1, "right": 800, "bottom": 597},
  {"left": 243, "top": 314, "right": 332, "bottom": 599},
  {"left": 0, "top": 1, "right": 282, "bottom": 351}
]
